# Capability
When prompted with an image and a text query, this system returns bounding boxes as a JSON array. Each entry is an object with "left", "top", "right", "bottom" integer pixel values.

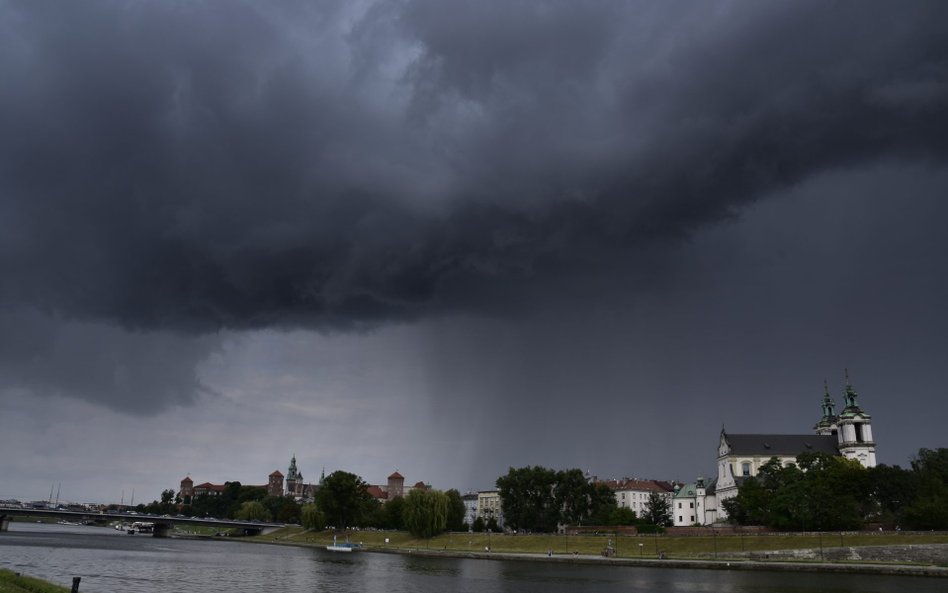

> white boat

[{"left": 326, "top": 535, "right": 361, "bottom": 552}]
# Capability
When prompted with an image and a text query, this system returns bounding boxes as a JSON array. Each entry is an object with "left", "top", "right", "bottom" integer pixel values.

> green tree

[
  {"left": 366, "top": 495, "right": 405, "bottom": 530},
  {"left": 445, "top": 489, "right": 467, "bottom": 532},
  {"left": 643, "top": 491, "right": 672, "bottom": 527},
  {"left": 235, "top": 500, "right": 271, "bottom": 522},
  {"left": 275, "top": 498, "right": 302, "bottom": 523},
  {"left": 472, "top": 516, "right": 485, "bottom": 532},
  {"left": 587, "top": 482, "right": 619, "bottom": 525},
  {"left": 903, "top": 448, "right": 948, "bottom": 529},
  {"left": 497, "top": 466, "right": 559, "bottom": 532},
  {"left": 315, "top": 471, "right": 373, "bottom": 529},
  {"left": 403, "top": 489, "right": 449, "bottom": 538},
  {"left": 608, "top": 507, "right": 637, "bottom": 526},
  {"left": 301, "top": 504, "right": 325, "bottom": 530},
  {"left": 724, "top": 453, "right": 871, "bottom": 531},
  {"left": 554, "top": 469, "right": 594, "bottom": 525}
]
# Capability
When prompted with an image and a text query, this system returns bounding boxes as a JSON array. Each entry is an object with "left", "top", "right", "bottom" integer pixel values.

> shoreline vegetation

[
  {"left": 0, "top": 568, "right": 73, "bottom": 593},
  {"left": 245, "top": 527, "right": 948, "bottom": 577}
]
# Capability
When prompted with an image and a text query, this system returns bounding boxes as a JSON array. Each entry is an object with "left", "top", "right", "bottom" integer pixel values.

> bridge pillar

[
  {"left": 0, "top": 514, "right": 10, "bottom": 532},
  {"left": 153, "top": 523, "right": 172, "bottom": 538}
]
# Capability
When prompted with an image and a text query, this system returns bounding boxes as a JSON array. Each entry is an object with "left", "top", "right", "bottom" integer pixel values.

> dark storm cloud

[
  {"left": 1, "top": 0, "right": 947, "bottom": 332},
  {"left": 0, "top": 307, "right": 218, "bottom": 412}
]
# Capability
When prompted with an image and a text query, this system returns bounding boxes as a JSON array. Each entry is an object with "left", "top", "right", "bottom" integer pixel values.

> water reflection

[{"left": 0, "top": 523, "right": 944, "bottom": 593}]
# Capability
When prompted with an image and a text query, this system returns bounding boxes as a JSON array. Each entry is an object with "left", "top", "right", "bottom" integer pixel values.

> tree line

[
  {"left": 723, "top": 448, "right": 948, "bottom": 530},
  {"left": 140, "top": 470, "right": 468, "bottom": 539},
  {"left": 141, "top": 464, "right": 683, "bottom": 538},
  {"left": 495, "top": 466, "right": 673, "bottom": 532}
]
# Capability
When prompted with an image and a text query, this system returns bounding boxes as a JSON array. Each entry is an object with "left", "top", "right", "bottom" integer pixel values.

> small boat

[{"left": 326, "top": 535, "right": 361, "bottom": 552}]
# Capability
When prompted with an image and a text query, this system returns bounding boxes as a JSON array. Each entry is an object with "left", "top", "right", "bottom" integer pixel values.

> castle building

[
  {"left": 268, "top": 470, "right": 284, "bottom": 497},
  {"left": 179, "top": 476, "right": 193, "bottom": 505},
  {"left": 384, "top": 471, "right": 404, "bottom": 499},
  {"left": 284, "top": 455, "right": 316, "bottom": 499}
]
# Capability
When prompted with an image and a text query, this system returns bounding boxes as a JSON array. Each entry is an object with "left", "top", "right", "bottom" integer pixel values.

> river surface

[{"left": 0, "top": 522, "right": 943, "bottom": 593}]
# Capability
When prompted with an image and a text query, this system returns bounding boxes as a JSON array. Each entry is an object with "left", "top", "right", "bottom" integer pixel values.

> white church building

[{"left": 677, "top": 372, "right": 877, "bottom": 525}]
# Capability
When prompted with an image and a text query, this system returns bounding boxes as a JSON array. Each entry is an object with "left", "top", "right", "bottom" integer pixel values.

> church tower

[
  {"left": 286, "top": 455, "right": 300, "bottom": 497},
  {"left": 835, "top": 370, "right": 876, "bottom": 468},
  {"left": 814, "top": 380, "right": 838, "bottom": 436}
]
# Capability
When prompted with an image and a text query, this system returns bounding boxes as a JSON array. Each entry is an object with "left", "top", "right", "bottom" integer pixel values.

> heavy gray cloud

[
  {"left": 2, "top": 0, "right": 946, "bottom": 333},
  {"left": 1, "top": 0, "right": 947, "bottom": 496}
]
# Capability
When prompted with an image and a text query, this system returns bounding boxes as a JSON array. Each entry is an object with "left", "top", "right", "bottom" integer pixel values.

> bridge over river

[{"left": 0, "top": 507, "right": 285, "bottom": 537}]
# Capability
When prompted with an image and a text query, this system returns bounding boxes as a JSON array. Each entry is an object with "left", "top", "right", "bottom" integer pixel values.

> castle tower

[
  {"left": 286, "top": 455, "right": 300, "bottom": 496},
  {"left": 835, "top": 370, "right": 876, "bottom": 467},
  {"left": 387, "top": 471, "right": 405, "bottom": 499},
  {"left": 268, "top": 470, "right": 284, "bottom": 497},
  {"left": 179, "top": 476, "right": 194, "bottom": 505},
  {"left": 814, "top": 380, "right": 838, "bottom": 436}
]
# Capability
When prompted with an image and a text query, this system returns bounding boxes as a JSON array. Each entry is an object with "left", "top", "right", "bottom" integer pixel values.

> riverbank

[
  {"left": 0, "top": 568, "right": 74, "bottom": 593},
  {"left": 245, "top": 527, "right": 948, "bottom": 577}
]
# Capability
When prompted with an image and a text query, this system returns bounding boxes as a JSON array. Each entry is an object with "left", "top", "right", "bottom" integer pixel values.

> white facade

[
  {"left": 476, "top": 490, "right": 504, "bottom": 528},
  {"left": 606, "top": 479, "right": 675, "bottom": 518},
  {"left": 461, "top": 492, "right": 478, "bottom": 528},
  {"left": 672, "top": 478, "right": 717, "bottom": 526}
]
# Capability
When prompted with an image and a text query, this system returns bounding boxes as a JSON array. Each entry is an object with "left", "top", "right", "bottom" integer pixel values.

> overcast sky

[{"left": 2, "top": 0, "right": 947, "bottom": 505}]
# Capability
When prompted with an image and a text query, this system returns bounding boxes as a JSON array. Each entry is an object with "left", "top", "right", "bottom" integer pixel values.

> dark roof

[{"left": 724, "top": 434, "right": 839, "bottom": 456}]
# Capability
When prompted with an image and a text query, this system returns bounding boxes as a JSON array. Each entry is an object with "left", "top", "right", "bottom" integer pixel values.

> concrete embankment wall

[{"left": 737, "top": 543, "right": 948, "bottom": 565}]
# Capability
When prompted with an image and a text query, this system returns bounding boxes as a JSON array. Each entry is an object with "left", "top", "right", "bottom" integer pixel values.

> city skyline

[{"left": 2, "top": 1, "right": 948, "bottom": 504}]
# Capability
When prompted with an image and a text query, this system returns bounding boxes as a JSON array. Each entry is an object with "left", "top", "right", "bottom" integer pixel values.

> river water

[{"left": 0, "top": 522, "right": 943, "bottom": 593}]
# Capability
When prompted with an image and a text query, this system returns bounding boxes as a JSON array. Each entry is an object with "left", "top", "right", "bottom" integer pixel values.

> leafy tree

[
  {"left": 497, "top": 466, "right": 559, "bottom": 532},
  {"left": 608, "top": 507, "right": 637, "bottom": 526},
  {"left": 403, "top": 489, "right": 449, "bottom": 538},
  {"left": 472, "top": 516, "right": 485, "bottom": 532},
  {"left": 275, "top": 498, "right": 302, "bottom": 523},
  {"left": 301, "top": 504, "right": 325, "bottom": 530},
  {"left": 445, "top": 489, "right": 467, "bottom": 532},
  {"left": 486, "top": 516, "right": 500, "bottom": 532},
  {"left": 235, "top": 500, "right": 271, "bottom": 522},
  {"left": 554, "top": 469, "right": 594, "bottom": 525},
  {"left": 364, "top": 495, "right": 405, "bottom": 530},
  {"left": 902, "top": 448, "right": 948, "bottom": 529},
  {"left": 315, "top": 471, "right": 373, "bottom": 529},
  {"left": 587, "top": 482, "right": 619, "bottom": 525},
  {"left": 868, "top": 464, "right": 917, "bottom": 526},
  {"left": 643, "top": 491, "right": 673, "bottom": 527},
  {"left": 724, "top": 453, "right": 872, "bottom": 531}
]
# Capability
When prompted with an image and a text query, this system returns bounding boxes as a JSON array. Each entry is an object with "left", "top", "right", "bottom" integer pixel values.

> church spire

[
  {"left": 842, "top": 368, "right": 860, "bottom": 410},
  {"left": 814, "top": 379, "right": 839, "bottom": 435},
  {"left": 821, "top": 380, "right": 836, "bottom": 418}
]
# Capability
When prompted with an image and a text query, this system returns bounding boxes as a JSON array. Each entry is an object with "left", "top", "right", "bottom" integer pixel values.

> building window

[
  {"left": 741, "top": 462, "right": 751, "bottom": 476},
  {"left": 689, "top": 502, "right": 694, "bottom": 508},
  {"left": 678, "top": 516, "right": 682, "bottom": 523},
  {"left": 690, "top": 515, "right": 694, "bottom": 522},
  {"left": 677, "top": 502, "right": 682, "bottom": 509}
]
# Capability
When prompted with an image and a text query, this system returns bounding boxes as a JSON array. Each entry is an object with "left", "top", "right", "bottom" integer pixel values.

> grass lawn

[
  {"left": 0, "top": 569, "right": 72, "bottom": 593},
  {"left": 250, "top": 528, "right": 948, "bottom": 560}
]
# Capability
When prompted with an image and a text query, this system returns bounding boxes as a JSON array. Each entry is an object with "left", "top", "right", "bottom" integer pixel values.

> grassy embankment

[
  {"left": 0, "top": 569, "right": 72, "bottom": 593},
  {"left": 250, "top": 527, "right": 948, "bottom": 561}
]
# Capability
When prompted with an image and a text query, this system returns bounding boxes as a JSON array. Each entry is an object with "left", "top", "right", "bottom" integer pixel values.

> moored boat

[{"left": 326, "top": 535, "right": 361, "bottom": 552}]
